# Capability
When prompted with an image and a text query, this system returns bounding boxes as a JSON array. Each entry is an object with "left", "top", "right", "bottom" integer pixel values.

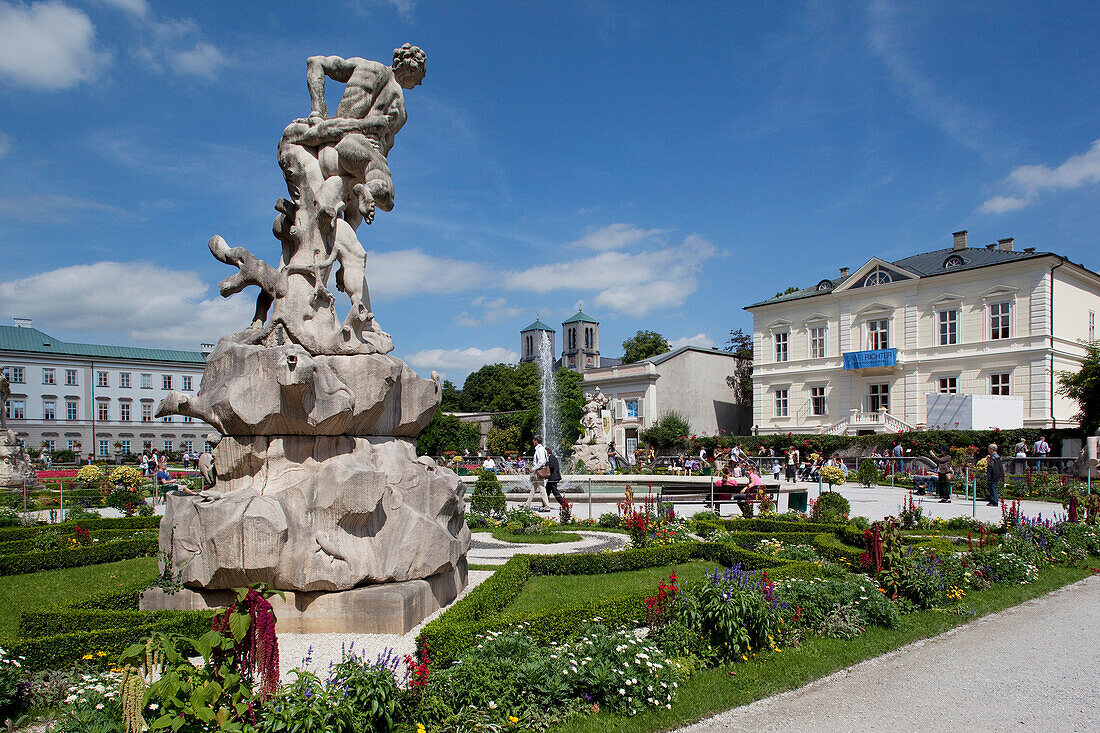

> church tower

[
  {"left": 561, "top": 310, "right": 600, "bottom": 373},
  {"left": 520, "top": 316, "right": 555, "bottom": 363}
]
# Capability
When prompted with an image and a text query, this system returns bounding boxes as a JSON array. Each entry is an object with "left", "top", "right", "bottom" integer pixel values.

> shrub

[
  {"left": 816, "top": 602, "right": 864, "bottom": 639},
  {"left": 104, "top": 488, "right": 147, "bottom": 517},
  {"left": 819, "top": 466, "right": 846, "bottom": 488},
  {"left": 470, "top": 470, "right": 506, "bottom": 518},
  {"left": 810, "top": 492, "right": 850, "bottom": 524},
  {"left": 597, "top": 512, "right": 620, "bottom": 528},
  {"left": 506, "top": 506, "right": 543, "bottom": 529},
  {"left": 254, "top": 670, "right": 352, "bottom": 732},
  {"left": 774, "top": 575, "right": 898, "bottom": 630},
  {"left": 108, "top": 465, "right": 143, "bottom": 489},
  {"left": 0, "top": 537, "right": 158, "bottom": 576},
  {"left": 672, "top": 564, "right": 783, "bottom": 663},
  {"left": 856, "top": 459, "right": 881, "bottom": 487}
]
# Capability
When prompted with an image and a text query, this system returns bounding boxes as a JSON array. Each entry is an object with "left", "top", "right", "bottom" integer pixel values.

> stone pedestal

[
  {"left": 141, "top": 560, "right": 466, "bottom": 634},
  {"left": 571, "top": 442, "right": 611, "bottom": 473},
  {"left": 0, "top": 429, "right": 36, "bottom": 489}
]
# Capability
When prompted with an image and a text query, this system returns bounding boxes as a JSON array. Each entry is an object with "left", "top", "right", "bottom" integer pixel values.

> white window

[
  {"left": 141, "top": 373, "right": 152, "bottom": 389},
  {"left": 44, "top": 440, "right": 55, "bottom": 451},
  {"left": 97, "top": 401, "right": 109, "bottom": 422},
  {"left": 3, "top": 366, "right": 25, "bottom": 384},
  {"left": 120, "top": 403, "right": 131, "bottom": 422},
  {"left": 991, "top": 372, "right": 1011, "bottom": 395},
  {"left": 65, "top": 369, "right": 78, "bottom": 386},
  {"left": 42, "top": 368, "right": 55, "bottom": 385},
  {"left": 868, "top": 319, "right": 890, "bottom": 350},
  {"left": 162, "top": 375, "right": 173, "bottom": 390},
  {"left": 774, "top": 389, "right": 789, "bottom": 417},
  {"left": 119, "top": 440, "right": 131, "bottom": 454},
  {"left": 938, "top": 377, "right": 958, "bottom": 394},
  {"left": 98, "top": 440, "right": 109, "bottom": 457},
  {"left": 5, "top": 399, "right": 25, "bottom": 420},
  {"left": 774, "top": 332, "right": 789, "bottom": 362},
  {"left": 67, "top": 439, "right": 78, "bottom": 451},
  {"left": 162, "top": 415, "right": 172, "bottom": 423},
  {"left": 43, "top": 400, "right": 56, "bottom": 420},
  {"left": 141, "top": 403, "right": 152, "bottom": 422},
  {"left": 863, "top": 267, "right": 892, "bottom": 287},
  {"left": 96, "top": 371, "right": 109, "bottom": 388},
  {"left": 869, "top": 383, "right": 890, "bottom": 412},
  {"left": 809, "top": 326, "right": 826, "bottom": 359},
  {"left": 626, "top": 399, "right": 640, "bottom": 418},
  {"left": 183, "top": 415, "right": 193, "bottom": 423},
  {"left": 990, "top": 301, "right": 1011, "bottom": 340},
  {"left": 182, "top": 375, "right": 193, "bottom": 391},
  {"left": 182, "top": 440, "right": 194, "bottom": 454},
  {"left": 163, "top": 440, "right": 173, "bottom": 452},
  {"left": 119, "top": 372, "right": 131, "bottom": 388},
  {"left": 66, "top": 400, "right": 78, "bottom": 420},
  {"left": 810, "top": 386, "right": 827, "bottom": 416},
  {"left": 938, "top": 309, "right": 958, "bottom": 346}
]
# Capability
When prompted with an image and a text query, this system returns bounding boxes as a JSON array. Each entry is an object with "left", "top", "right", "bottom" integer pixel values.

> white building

[
  {"left": 581, "top": 346, "right": 749, "bottom": 455},
  {"left": 745, "top": 232, "right": 1100, "bottom": 435},
  {"left": 1, "top": 320, "right": 213, "bottom": 457}
]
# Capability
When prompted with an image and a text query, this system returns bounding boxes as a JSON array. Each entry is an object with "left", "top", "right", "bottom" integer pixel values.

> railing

[{"left": 823, "top": 408, "right": 913, "bottom": 435}]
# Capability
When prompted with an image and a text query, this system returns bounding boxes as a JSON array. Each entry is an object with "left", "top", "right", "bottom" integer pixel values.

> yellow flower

[
  {"left": 96, "top": 651, "right": 107, "bottom": 657},
  {"left": 417, "top": 725, "right": 426, "bottom": 733},
  {"left": 509, "top": 716, "right": 519, "bottom": 724},
  {"left": 741, "top": 654, "right": 748, "bottom": 661},
  {"left": 82, "top": 654, "right": 94, "bottom": 660}
]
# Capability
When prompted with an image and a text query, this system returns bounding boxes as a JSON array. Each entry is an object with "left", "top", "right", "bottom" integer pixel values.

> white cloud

[
  {"left": 504, "top": 233, "right": 717, "bottom": 316},
  {"left": 349, "top": 0, "right": 415, "bottom": 23},
  {"left": 170, "top": 41, "right": 226, "bottom": 79},
  {"left": 978, "top": 195, "right": 1029, "bottom": 215},
  {"left": 0, "top": 262, "right": 252, "bottom": 348},
  {"left": 404, "top": 346, "right": 518, "bottom": 381},
  {"left": 454, "top": 296, "right": 522, "bottom": 328},
  {"left": 367, "top": 248, "right": 483, "bottom": 299},
  {"left": 568, "top": 223, "right": 668, "bottom": 251},
  {"left": 980, "top": 139, "right": 1100, "bottom": 214},
  {"left": 0, "top": 192, "right": 122, "bottom": 221},
  {"left": 0, "top": 132, "right": 10, "bottom": 157},
  {"left": 0, "top": 1, "right": 111, "bottom": 89},
  {"left": 670, "top": 333, "right": 716, "bottom": 350},
  {"left": 96, "top": 0, "right": 148, "bottom": 17}
]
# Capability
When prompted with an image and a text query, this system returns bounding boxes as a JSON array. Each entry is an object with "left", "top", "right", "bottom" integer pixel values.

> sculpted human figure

[{"left": 0, "top": 370, "right": 9, "bottom": 429}]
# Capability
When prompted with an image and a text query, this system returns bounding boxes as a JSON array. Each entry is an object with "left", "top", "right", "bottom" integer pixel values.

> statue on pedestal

[
  {"left": 151, "top": 45, "right": 469, "bottom": 609},
  {"left": 572, "top": 387, "right": 613, "bottom": 473},
  {"left": 0, "top": 369, "right": 36, "bottom": 489}
]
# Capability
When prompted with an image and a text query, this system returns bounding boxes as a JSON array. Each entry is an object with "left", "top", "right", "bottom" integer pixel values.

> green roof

[
  {"left": 520, "top": 318, "right": 555, "bottom": 332},
  {"left": 562, "top": 310, "right": 598, "bottom": 324},
  {"left": 0, "top": 325, "right": 206, "bottom": 364}
]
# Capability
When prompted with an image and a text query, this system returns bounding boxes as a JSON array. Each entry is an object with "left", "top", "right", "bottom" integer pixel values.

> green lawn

[
  {"left": 0, "top": 556, "right": 159, "bottom": 643},
  {"left": 506, "top": 561, "right": 711, "bottom": 616},
  {"left": 552, "top": 564, "right": 1092, "bottom": 732}
]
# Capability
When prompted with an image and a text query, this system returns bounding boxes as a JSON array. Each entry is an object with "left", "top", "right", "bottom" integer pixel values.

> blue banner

[{"left": 843, "top": 348, "right": 897, "bottom": 370}]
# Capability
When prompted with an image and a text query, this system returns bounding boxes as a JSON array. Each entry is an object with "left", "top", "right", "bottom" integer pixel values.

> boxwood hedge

[
  {"left": 0, "top": 537, "right": 158, "bottom": 576},
  {"left": 0, "top": 516, "right": 160, "bottom": 543}
]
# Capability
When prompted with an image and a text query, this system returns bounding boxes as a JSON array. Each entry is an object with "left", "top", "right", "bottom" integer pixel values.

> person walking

[
  {"left": 545, "top": 450, "right": 564, "bottom": 507},
  {"left": 986, "top": 444, "right": 1004, "bottom": 507},
  {"left": 525, "top": 436, "right": 552, "bottom": 511},
  {"left": 933, "top": 447, "right": 953, "bottom": 503}
]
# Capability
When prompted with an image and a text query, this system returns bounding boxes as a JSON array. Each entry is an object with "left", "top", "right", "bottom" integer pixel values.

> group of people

[
  {"left": 711, "top": 462, "right": 766, "bottom": 516},
  {"left": 523, "top": 435, "right": 563, "bottom": 513}
]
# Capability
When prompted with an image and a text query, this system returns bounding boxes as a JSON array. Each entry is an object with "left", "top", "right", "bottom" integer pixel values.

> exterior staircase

[{"left": 823, "top": 407, "right": 913, "bottom": 435}]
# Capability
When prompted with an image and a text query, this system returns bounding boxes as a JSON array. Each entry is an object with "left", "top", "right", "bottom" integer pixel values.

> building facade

[
  {"left": 581, "top": 346, "right": 749, "bottom": 455},
  {"left": 1, "top": 321, "right": 213, "bottom": 457},
  {"left": 745, "top": 232, "right": 1100, "bottom": 434},
  {"left": 519, "top": 311, "right": 621, "bottom": 373}
]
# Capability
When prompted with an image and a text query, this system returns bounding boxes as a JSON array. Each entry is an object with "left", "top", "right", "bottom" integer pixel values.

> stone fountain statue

[
  {"left": 144, "top": 46, "right": 470, "bottom": 633},
  {"left": 0, "top": 369, "right": 36, "bottom": 489},
  {"left": 571, "top": 387, "right": 613, "bottom": 473}
]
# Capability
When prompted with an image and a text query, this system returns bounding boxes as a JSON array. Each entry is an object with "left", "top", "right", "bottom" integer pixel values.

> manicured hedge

[
  {"left": 0, "top": 516, "right": 160, "bottom": 543},
  {"left": 811, "top": 533, "right": 865, "bottom": 567},
  {"left": 719, "top": 518, "right": 845, "bottom": 534},
  {"left": 70, "top": 578, "right": 158, "bottom": 611},
  {"left": 0, "top": 528, "right": 159, "bottom": 555},
  {"left": 12, "top": 612, "right": 212, "bottom": 671},
  {"left": 0, "top": 538, "right": 158, "bottom": 576},
  {"left": 19, "top": 608, "right": 199, "bottom": 637},
  {"left": 419, "top": 540, "right": 794, "bottom": 666}
]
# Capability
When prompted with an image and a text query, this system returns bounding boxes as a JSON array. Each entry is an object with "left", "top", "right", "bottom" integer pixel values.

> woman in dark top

[{"left": 933, "top": 447, "right": 953, "bottom": 503}]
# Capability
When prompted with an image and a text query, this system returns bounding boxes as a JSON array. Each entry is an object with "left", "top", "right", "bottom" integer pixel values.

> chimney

[
  {"left": 839, "top": 267, "right": 850, "bottom": 278},
  {"left": 997, "top": 237, "right": 1014, "bottom": 252},
  {"left": 952, "top": 230, "right": 968, "bottom": 250}
]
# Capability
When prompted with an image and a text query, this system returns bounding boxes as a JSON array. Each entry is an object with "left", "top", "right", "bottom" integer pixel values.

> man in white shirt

[
  {"left": 525, "top": 436, "right": 552, "bottom": 511},
  {"left": 1033, "top": 435, "right": 1050, "bottom": 471},
  {"left": 482, "top": 455, "right": 497, "bottom": 473}
]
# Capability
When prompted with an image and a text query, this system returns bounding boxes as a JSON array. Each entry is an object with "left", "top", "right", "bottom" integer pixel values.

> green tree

[
  {"left": 486, "top": 424, "right": 522, "bottom": 454},
  {"left": 416, "top": 411, "right": 480, "bottom": 455},
  {"left": 621, "top": 330, "right": 671, "bottom": 364},
  {"left": 725, "top": 328, "right": 753, "bottom": 408},
  {"left": 440, "top": 379, "right": 462, "bottom": 411},
  {"left": 1058, "top": 340, "right": 1100, "bottom": 434},
  {"left": 773, "top": 285, "right": 800, "bottom": 298},
  {"left": 460, "top": 362, "right": 540, "bottom": 412},
  {"left": 470, "top": 470, "right": 506, "bottom": 518},
  {"left": 639, "top": 411, "right": 692, "bottom": 453}
]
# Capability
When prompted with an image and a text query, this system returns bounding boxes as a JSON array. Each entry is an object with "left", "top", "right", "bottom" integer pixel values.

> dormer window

[
  {"left": 863, "top": 267, "right": 892, "bottom": 287},
  {"left": 816, "top": 280, "right": 833, "bottom": 292},
  {"left": 943, "top": 255, "right": 965, "bottom": 269}
]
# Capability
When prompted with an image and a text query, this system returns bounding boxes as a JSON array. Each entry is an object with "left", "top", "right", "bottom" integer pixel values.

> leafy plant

[
  {"left": 672, "top": 564, "right": 782, "bottom": 663},
  {"left": 810, "top": 492, "right": 850, "bottom": 524},
  {"left": 855, "top": 459, "right": 881, "bottom": 487},
  {"left": 470, "top": 470, "right": 506, "bottom": 519}
]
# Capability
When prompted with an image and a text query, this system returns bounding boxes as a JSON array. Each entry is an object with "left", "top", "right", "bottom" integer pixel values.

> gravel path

[{"left": 676, "top": 574, "right": 1100, "bottom": 732}]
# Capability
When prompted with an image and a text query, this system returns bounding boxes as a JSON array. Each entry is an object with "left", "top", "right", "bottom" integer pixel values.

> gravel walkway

[
  {"left": 676, "top": 574, "right": 1100, "bottom": 732},
  {"left": 468, "top": 529, "right": 628, "bottom": 565}
]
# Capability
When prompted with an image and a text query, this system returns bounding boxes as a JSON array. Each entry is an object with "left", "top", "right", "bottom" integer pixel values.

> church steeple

[
  {"left": 561, "top": 307, "right": 600, "bottom": 373},
  {"left": 519, "top": 314, "right": 555, "bottom": 362}
]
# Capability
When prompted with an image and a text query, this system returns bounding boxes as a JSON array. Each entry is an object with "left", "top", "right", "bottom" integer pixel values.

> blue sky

[{"left": 0, "top": 0, "right": 1098, "bottom": 381}]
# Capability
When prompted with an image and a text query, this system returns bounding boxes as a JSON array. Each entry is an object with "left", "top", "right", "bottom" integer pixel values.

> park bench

[{"left": 656, "top": 481, "right": 807, "bottom": 515}]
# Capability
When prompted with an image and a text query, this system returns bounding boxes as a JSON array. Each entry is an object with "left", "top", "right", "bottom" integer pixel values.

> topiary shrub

[
  {"left": 597, "top": 512, "right": 620, "bottom": 528},
  {"left": 810, "top": 492, "right": 850, "bottom": 524},
  {"left": 856, "top": 459, "right": 881, "bottom": 487},
  {"left": 469, "top": 470, "right": 506, "bottom": 519}
]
